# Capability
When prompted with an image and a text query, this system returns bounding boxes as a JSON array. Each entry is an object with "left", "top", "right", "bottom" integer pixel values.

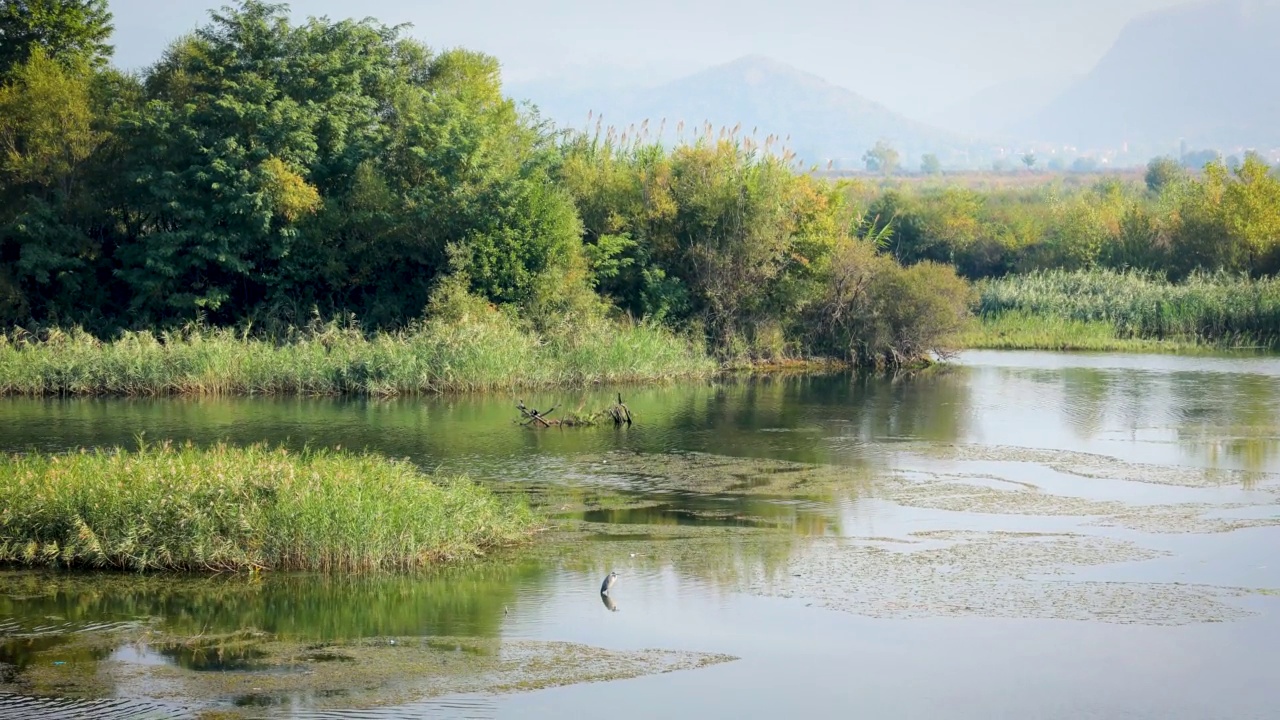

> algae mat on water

[
  {"left": 544, "top": 519, "right": 1273, "bottom": 626},
  {"left": 738, "top": 530, "right": 1269, "bottom": 626},
  {"left": 0, "top": 627, "right": 736, "bottom": 717},
  {"left": 557, "top": 450, "right": 1280, "bottom": 535},
  {"left": 550, "top": 450, "right": 1279, "bottom": 624}
]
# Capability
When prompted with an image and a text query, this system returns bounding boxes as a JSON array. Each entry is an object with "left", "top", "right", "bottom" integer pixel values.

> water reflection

[
  {"left": 957, "top": 353, "right": 1280, "bottom": 474},
  {"left": 3, "top": 353, "right": 1280, "bottom": 717},
  {"left": 2, "top": 359, "right": 1278, "bottom": 478},
  {"left": 0, "top": 564, "right": 545, "bottom": 644},
  {"left": 0, "top": 371, "right": 975, "bottom": 475}
]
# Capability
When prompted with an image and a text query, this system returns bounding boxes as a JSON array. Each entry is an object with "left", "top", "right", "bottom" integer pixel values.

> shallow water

[{"left": 2, "top": 350, "right": 1279, "bottom": 718}]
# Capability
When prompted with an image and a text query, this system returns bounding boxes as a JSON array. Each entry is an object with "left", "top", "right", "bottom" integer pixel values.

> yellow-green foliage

[
  {"left": 0, "top": 442, "right": 539, "bottom": 572},
  {"left": 558, "top": 134, "right": 847, "bottom": 352},
  {"left": 0, "top": 48, "right": 103, "bottom": 190},
  {"left": 847, "top": 157, "right": 1280, "bottom": 281},
  {"left": 260, "top": 156, "right": 321, "bottom": 222},
  {"left": 558, "top": 131, "right": 976, "bottom": 365}
]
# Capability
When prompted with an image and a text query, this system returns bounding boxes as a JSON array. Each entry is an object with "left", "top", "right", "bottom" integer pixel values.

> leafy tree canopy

[{"left": 0, "top": 0, "right": 113, "bottom": 77}]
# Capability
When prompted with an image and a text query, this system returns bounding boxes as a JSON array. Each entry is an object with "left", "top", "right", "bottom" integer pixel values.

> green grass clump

[
  {"left": 0, "top": 314, "right": 714, "bottom": 397},
  {"left": 0, "top": 442, "right": 539, "bottom": 572},
  {"left": 973, "top": 269, "right": 1280, "bottom": 349}
]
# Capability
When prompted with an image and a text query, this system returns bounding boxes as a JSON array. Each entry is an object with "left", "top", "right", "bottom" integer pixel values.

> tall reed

[
  {"left": 0, "top": 314, "right": 715, "bottom": 397},
  {"left": 975, "top": 269, "right": 1280, "bottom": 347},
  {"left": 0, "top": 442, "right": 539, "bottom": 572}
]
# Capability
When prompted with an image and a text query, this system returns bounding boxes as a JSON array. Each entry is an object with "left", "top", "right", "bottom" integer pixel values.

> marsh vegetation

[{"left": 0, "top": 442, "right": 537, "bottom": 572}]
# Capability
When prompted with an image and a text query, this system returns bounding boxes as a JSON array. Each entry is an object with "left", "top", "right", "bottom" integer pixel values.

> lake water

[{"left": 2, "top": 350, "right": 1279, "bottom": 719}]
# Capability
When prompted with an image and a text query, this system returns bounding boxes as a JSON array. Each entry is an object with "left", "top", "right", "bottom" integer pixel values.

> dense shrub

[{"left": 803, "top": 239, "right": 975, "bottom": 365}]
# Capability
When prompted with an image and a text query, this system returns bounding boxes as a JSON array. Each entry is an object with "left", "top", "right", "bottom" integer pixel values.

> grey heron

[{"left": 600, "top": 571, "right": 619, "bottom": 594}]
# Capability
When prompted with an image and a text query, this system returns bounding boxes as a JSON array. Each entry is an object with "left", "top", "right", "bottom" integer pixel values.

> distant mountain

[
  {"left": 1016, "top": 0, "right": 1280, "bottom": 150},
  {"left": 508, "top": 55, "right": 984, "bottom": 170},
  {"left": 928, "top": 74, "right": 1079, "bottom": 138}
]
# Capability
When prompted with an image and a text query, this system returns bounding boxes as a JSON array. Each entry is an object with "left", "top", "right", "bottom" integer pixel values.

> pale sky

[{"left": 105, "top": 0, "right": 1195, "bottom": 119}]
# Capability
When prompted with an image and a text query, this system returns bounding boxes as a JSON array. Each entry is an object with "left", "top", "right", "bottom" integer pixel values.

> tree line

[
  {"left": 6, "top": 1, "right": 1272, "bottom": 366},
  {"left": 848, "top": 155, "right": 1280, "bottom": 281},
  {"left": 1, "top": 0, "right": 979, "bottom": 365}
]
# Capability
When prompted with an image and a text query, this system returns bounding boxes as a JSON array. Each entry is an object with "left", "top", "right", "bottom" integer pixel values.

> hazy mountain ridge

[
  {"left": 509, "top": 55, "right": 982, "bottom": 169},
  {"left": 507, "top": 0, "right": 1280, "bottom": 169},
  {"left": 1017, "top": 0, "right": 1280, "bottom": 150}
]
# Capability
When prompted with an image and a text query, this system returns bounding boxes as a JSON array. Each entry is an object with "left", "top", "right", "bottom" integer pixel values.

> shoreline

[{"left": 1, "top": 317, "right": 1275, "bottom": 401}]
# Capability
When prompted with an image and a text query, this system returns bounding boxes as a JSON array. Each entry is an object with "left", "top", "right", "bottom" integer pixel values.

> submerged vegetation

[{"left": 0, "top": 442, "right": 539, "bottom": 572}]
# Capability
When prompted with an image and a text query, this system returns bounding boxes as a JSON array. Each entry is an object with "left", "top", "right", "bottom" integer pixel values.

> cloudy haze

[{"left": 106, "top": 0, "right": 1193, "bottom": 120}]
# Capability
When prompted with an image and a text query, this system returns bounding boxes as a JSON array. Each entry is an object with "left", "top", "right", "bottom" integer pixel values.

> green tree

[
  {"left": 0, "top": 0, "right": 113, "bottom": 77},
  {"left": 377, "top": 47, "right": 583, "bottom": 314},
  {"left": 114, "top": 3, "right": 335, "bottom": 320},
  {"left": 558, "top": 135, "right": 844, "bottom": 354},
  {"left": 804, "top": 237, "right": 973, "bottom": 366},
  {"left": 1144, "top": 156, "right": 1185, "bottom": 193},
  {"left": 108, "top": 1, "right": 581, "bottom": 325},
  {"left": 1101, "top": 203, "right": 1167, "bottom": 271},
  {"left": 1221, "top": 155, "right": 1280, "bottom": 273},
  {"left": 0, "top": 47, "right": 110, "bottom": 323},
  {"left": 920, "top": 153, "right": 941, "bottom": 175},
  {"left": 863, "top": 140, "right": 899, "bottom": 175},
  {"left": 1022, "top": 152, "right": 1037, "bottom": 171},
  {"left": 0, "top": 49, "right": 101, "bottom": 197},
  {"left": 1166, "top": 156, "right": 1280, "bottom": 277}
]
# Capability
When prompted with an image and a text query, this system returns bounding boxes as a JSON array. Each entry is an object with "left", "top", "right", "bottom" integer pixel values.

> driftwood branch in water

[
  {"left": 516, "top": 400, "right": 558, "bottom": 428},
  {"left": 516, "top": 395, "right": 632, "bottom": 429},
  {"left": 607, "top": 393, "right": 633, "bottom": 426},
  {"left": 609, "top": 392, "right": 629, "bottom": 425}
]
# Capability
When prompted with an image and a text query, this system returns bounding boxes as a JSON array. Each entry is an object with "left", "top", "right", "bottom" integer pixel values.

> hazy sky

[{"left": 105, "top": 0, "right": 1195, "bottom": 119}]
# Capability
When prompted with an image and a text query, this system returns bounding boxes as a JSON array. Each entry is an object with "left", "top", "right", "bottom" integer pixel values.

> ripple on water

[
  {"left": 294, "top": 695, "right": 498, "bottom": 719},
  {"left": 0, "top": 620, "right": 140, "bottom": 639},
  {"left": 0, "top": 693, "right": 193, "bottom": 719}
]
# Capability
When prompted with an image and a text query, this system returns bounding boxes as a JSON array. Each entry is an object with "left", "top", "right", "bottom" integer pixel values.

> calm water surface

[{"left": 2, "top": 350, "right": 1279, "bottom": 719}]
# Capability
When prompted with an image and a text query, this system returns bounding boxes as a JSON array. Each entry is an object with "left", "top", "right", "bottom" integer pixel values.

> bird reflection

[{"left": 600, "top": 591, "right": 619, "bottom": 612}]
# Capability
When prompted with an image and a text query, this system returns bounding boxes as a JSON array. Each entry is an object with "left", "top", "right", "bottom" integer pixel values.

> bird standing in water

[{"left": 600, "top": 571, "right": 619, "bottom": 595}]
